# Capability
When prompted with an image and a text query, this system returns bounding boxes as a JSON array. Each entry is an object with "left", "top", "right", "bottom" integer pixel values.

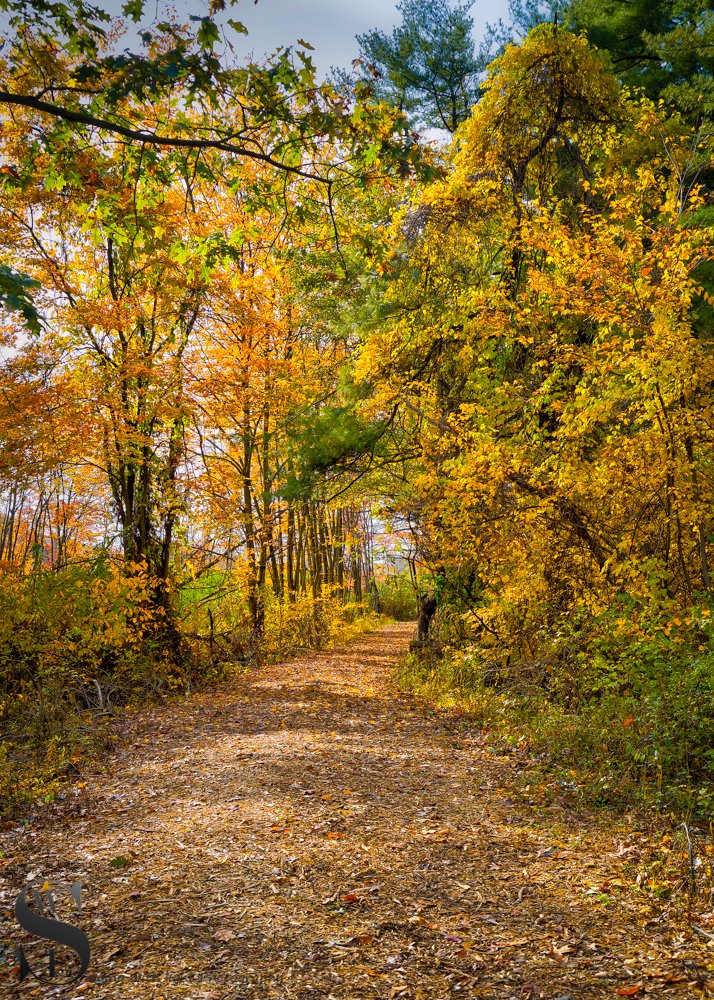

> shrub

[
  {"left": 399, "top": 598, "right": 714, "bottom": 818},
  {"left": 0, "top": 560, "right": 186, "bottom": 816},
  {"left": 377, "top": 572, "right": 418, "bottom": 620},
  {"left": 262, "top": 585, "right": 381, "bottom": 660}
]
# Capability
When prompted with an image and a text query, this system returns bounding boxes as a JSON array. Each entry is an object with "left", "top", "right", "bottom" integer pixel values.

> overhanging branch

[{"left": 0, "top": 90, "right": 325, "bottom": 183}]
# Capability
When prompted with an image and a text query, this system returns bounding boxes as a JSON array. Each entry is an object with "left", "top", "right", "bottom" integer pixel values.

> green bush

[
  {"left": 398, "top": 599, "right": 714, "bottom": 818},
  {"left": 377, "top": 572, "right": 418, "bottom": 621}
]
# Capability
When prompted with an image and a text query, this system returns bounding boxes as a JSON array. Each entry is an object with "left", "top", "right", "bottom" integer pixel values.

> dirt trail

[{"left": 1, "top": 623, "right": 710, "bottom": 998}]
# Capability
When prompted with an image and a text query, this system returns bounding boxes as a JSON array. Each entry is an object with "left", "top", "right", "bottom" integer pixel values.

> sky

[
  {"left": 227, "top": 0, "right": 513, "bottom": 75},
  {"left": 0, "top": 0, "right": 517, "bottom": 75},
  {"left": 105, "top": 0, "right": 513, "bottom": 77}
]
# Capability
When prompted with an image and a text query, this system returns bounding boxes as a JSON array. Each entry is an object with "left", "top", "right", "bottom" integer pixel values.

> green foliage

[
  {"left": 0, "top": 263, "right": 42, "bottom": 333},
  {"left": 570, "top": 0, "right": 714, "bottom": 119},
  {"left": 282, "top": 403, "right": 386, "bottom": 501},
  {"left": 377, "top": 571, "right": 418, "bottom": 620},
  {"left": 507, "top": 0, "right": 562, "bottom": 37},
  {"left": 356, "top": 0, "right": 493, "bottom": 132},
  {"left": 0, "top": 0, "right": 110, "bottom": 56},
  {"left": 179, "top": 570, "right": 255, "bottom": 667},
  {"left": 401, "top": 600, "right": 714, "bottom": 817}
]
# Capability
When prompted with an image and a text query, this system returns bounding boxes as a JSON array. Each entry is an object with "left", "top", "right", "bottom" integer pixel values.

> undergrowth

[
  {"left": 397, "top": 601, "right": 714, "bottom": 824},
  {"left": 0, "top": 564, "right": 383, "bottom": 820}
]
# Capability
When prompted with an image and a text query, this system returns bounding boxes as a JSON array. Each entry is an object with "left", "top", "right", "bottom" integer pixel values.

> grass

[{"left": 395, "top": 646, "right": 714, "bottom": 825}]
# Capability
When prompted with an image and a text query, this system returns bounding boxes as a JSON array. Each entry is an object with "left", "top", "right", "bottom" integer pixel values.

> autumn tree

[
  {"left": 0, "top": 0, "right": 424, "bottom": 342},
  {"left": 356, "top": 24, "right": 713, "bottom": 679}
]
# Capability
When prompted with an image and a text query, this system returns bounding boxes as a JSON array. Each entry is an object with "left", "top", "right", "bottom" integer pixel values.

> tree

[
  {"left": 0, "top": 2, "right": 421, "bottom": 334},
  {"left": 507, "top": 0, "right": 563, "bottom": 37},
  {"left": 570, "top": 0, "right": 714, "bottom": 120},
  {"left": 0, "top": 28, "right": 401, "bottom": 643},
  {"left": 0, "top": 0, "right": 413, "bottom": 180},
  {"left": 568, "top": 0, "right": 714, "bottom": 335},
  {"left": 355, "top": 0, "right": 494, "bottom": 133},
  {"left": 356, "top": 24, "right": 713, "bottom": 677},
  {"left": 0, "top": 122, "right": 207, "bottom": 609}
]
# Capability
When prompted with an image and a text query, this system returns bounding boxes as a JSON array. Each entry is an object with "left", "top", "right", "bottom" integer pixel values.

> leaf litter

[{"left": 1, "top": 622, "right": 713, "bottom": 997}]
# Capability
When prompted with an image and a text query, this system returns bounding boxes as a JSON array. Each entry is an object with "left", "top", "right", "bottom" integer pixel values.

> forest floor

[{"left": 2, "top": 622, "right": 714, "bottom": 999}]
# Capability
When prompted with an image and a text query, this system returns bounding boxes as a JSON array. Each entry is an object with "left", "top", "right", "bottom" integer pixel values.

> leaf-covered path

[{"left": 1, "top": 623, "right": 711, "bottom": 997}]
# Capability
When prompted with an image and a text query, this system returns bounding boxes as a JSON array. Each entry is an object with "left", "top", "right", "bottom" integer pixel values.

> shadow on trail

[{"left": 2, "top": 623, "right": 700, "bottom": 999}]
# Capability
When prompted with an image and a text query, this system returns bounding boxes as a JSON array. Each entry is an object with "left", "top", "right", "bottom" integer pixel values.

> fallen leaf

[
  {"left": 212, "top": 929, "right": 236, "bottom": 942},
  {"left": 549, "top": 941, "right": 573, "bottom": 964},
  {"left": 345, "top": 933, "right": 373, "bottom": 947}
]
